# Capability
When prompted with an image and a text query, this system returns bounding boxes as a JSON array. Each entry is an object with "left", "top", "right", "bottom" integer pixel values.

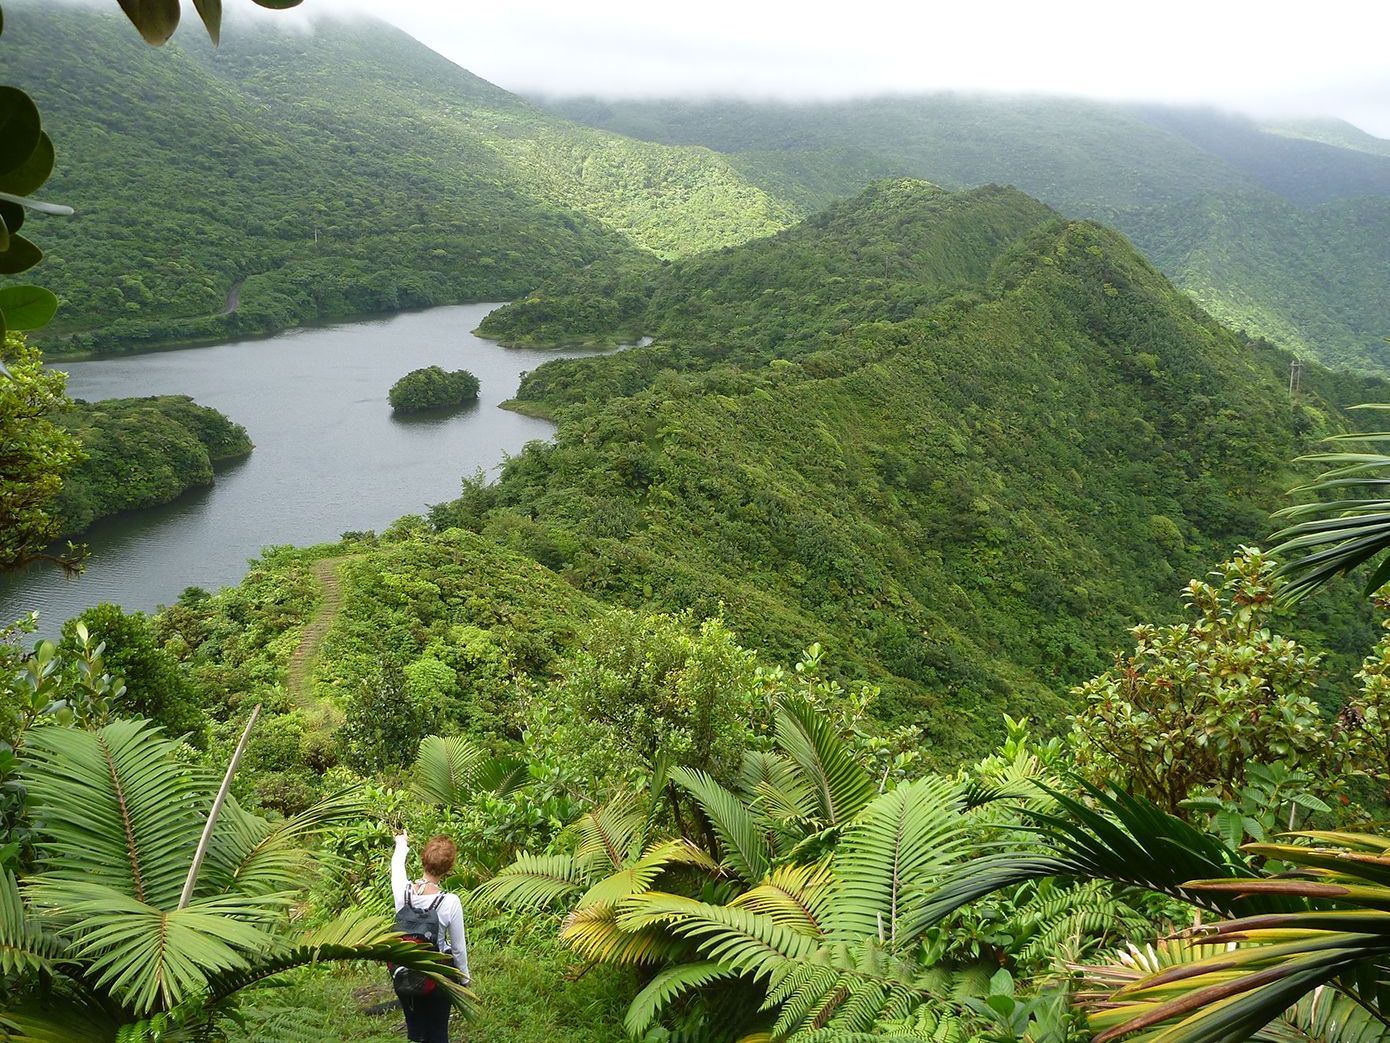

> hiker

[{"left": 391, "top": 832, "right": 470, "bottom": 1043}]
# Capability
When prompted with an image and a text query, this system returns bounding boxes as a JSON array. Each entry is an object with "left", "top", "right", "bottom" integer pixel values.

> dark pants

[{"left": 402, "top": 990, "right": 451, "bottom": 1043}]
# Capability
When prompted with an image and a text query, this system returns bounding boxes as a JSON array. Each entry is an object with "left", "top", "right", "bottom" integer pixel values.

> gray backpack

[{"left": 391, "top": 890, "right": 445, "bottom": 998}]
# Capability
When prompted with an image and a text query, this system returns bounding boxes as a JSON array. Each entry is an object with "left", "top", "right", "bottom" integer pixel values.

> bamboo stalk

[{"left": 178, "top": 703, "right": 261, "bottom": 910}]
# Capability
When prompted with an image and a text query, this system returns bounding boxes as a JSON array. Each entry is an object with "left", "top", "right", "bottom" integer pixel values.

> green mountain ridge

[
  {"left": 541, "top": 93, "right": 1390, "bottom": 374},
  {"left": 424, "top": 181, "right": 1383, "bottom": 750},
  {"left": 2, "top": 2, "right": 792, "bottom": 354}
]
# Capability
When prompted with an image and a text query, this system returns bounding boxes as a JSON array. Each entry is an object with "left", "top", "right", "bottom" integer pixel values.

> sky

[{"left": 253, "top": 0, "right": 1390, "bottom": 135}]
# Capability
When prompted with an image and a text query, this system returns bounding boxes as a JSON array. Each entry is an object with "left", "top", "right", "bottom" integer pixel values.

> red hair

[{"left": 421, "top": 835, "right": 457, "bottom": 878}]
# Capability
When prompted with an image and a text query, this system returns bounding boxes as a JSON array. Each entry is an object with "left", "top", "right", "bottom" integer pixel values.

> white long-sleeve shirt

[{"left": 392, "top": 836, "right": 470, "bottom": 983}]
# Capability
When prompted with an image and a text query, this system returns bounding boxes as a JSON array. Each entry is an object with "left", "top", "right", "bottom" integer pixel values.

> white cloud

[{"left": 243, "top": 0, "right": 1390, "bottom": 134}]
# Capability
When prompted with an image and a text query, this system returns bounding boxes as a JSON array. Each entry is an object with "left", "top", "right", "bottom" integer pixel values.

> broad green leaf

[
  {"left": 0, "top": 88, "right": 41, "bottom": 177},
  {"left": 0, "top": 234, "right": 41, "bottom": 276},
  {"left": 0, "top": 285, "right": 58, "bottom": 331},
  {"left": 192, "top": 0, "right": 222, "bottom": 44},
  {"left": 0, "top": 133, "right": 54, "bottom": 197},
  {"left": 117, "top": 0, "right": 181, "bottom": 45},
  {"left": 0, "top": 197, "right": 24, "bottom": 234}
]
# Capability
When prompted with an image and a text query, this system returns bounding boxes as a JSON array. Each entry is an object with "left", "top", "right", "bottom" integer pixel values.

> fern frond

[
  {"left": 471, "top": 853, "right": 587, "bottom": 910},
  {"left": 673, "top": 766, "right": 772, "bottom": 884},
  {"left": 624, "top": 962, "right": 743, "bottom": 1036}
]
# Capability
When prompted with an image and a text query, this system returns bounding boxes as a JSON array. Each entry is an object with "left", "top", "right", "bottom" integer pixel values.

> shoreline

[{"left": 41, "top": 300, "right": 516, "bottom": 363}]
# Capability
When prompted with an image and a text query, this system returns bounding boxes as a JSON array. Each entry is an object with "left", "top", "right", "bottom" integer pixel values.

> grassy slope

[
  {"left": 446, "top": 183, "right": 1385, "bottom": 750},
  {"left": 4, "top": 3, "right": 792, "bottom": 353},
  {"left": 542, "top": 94, "right": 1390, "bottom": 375}
]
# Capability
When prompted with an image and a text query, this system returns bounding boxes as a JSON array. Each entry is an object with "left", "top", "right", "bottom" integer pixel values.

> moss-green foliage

[
  {"left": 317, "top": 526, "right": 602, "bottom": 752},
  {"left": 53, "top": 395, "right": 251, "bottom": 534},
  {"left": 61, "top": 603, "right": 205, "bottom": 742},
  {"left": 440, "top": 184, "right": 1384, "bottom": 752},
  {"left": 481, "top": 180, "right": 1056, "bottom": 356},
  {"left": 4, "top": 3, "right": 791, "bottom": 355},
  {"left": 153, "top": 527, "right": 601, "bottom": 806},
  {"left": 387, "top": 366, "right": 480, "bottom": 414},
  {"left": 546, "top": 94, "right": 1390, "bottom": 375}
]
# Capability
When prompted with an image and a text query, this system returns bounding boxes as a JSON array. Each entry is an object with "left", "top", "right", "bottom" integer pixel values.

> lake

[{"left": 0, "top": 304, "right": 604, "bottom": 631}]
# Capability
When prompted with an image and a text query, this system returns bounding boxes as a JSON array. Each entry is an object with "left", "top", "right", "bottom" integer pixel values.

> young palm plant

[
  {"left": 923, "top": 783, "right": 1390, "bottom": 1042},
  {"left": 479, "top": 697, "right": 1001, "bottom": 1041},
  {"left": 0, "top": 718, "right": 469, "bottom": 1042}
]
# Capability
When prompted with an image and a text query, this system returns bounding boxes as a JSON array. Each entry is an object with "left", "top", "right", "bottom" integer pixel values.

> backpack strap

[{"left": 427, "top": 894, "right": 445, "bottom": 912}]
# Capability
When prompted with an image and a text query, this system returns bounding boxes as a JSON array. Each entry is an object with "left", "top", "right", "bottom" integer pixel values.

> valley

[
  {"left": 4, "top": 4, "right": 1390, "bottom": 1042},
  {"left": 0, "top": 303, "right": 619, "bottom": 626}
]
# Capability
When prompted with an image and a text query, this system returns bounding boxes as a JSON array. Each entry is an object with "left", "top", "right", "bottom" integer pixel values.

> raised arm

[{"left": 391, "top": 833, "right": 410, "bottom": 911}]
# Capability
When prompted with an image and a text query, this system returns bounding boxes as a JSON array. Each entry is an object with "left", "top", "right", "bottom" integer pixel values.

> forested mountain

[
  {"left": 545, "top": 94, "right": 1390, "bottom": 374},
  {"left": 445, "top": 181, "right": 1384, "bottom": 748},
  {"left": 4, "top": 2, "right": 792, "bottom": 354}
]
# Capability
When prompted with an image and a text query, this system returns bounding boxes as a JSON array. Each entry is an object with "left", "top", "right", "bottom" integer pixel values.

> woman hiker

[{"left": 391, "top": 832, "right": 471, "bottom": 1043}]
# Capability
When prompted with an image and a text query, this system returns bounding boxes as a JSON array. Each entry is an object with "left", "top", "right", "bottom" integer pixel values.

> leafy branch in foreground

[
  {"left": 113, "top": 0, "right": 305, "bottom": 46},
  {"left": 1272, "top": 404, "right": 1390, "bottom": 601}
]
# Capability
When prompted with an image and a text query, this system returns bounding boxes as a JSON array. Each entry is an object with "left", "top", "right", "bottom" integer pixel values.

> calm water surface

[{"left": 1, "top": 304, "right": 604, "bottom": 630}]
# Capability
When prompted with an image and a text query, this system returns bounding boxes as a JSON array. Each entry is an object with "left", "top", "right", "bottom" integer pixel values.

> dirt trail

[{"left": 286, "top": 556, "right": 346, "bottom": 708}]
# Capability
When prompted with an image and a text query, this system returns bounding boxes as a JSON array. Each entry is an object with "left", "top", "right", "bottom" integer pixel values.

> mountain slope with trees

[
  {"left": 445, "top": 182, "right": 1386, "bottom": 749},
  {"left": 3, "top": 2, "right": 793, "bottom": 354},
  {"left": 544, "top": 94, "right": 1390, "bottom": 374}
]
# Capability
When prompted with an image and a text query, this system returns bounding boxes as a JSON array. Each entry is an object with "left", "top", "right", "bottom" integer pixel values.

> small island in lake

[{"left": 389, "top": 366, "right": 481, "bottom": 414}]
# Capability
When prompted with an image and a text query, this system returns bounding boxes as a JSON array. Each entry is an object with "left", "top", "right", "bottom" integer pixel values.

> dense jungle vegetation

[
  {"left": 7, "top": 4, "right": 1390, "bottom": 1042},
  {"left": 54, "top": 394, "right": 252, "bottom": 534},
  {"left": 2, "top": 2, "right": 791, "bottom": 355},
  {"left": 545, "top": 94, "right": 1390, "bottom": 375}
]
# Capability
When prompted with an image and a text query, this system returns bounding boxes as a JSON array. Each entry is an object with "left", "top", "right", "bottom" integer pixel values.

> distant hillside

[
  {"left": 441, "top": 182, "right": 1385, "bottom": 750},
  {"left": 3, "top": 3, "right": 793, "bottom": 353},
  {"left": 543, "top": 94, "right": 1390, "bottom": 375}
]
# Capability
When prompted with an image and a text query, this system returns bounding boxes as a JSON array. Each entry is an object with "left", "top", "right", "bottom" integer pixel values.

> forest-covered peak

[{"left": 479, "top": 180, "right": 1059, "bottom": 350}]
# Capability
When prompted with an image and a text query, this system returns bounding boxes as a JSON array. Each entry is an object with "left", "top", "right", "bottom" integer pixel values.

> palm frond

[
  {"left": 577, "top": 837, "right": 719, "bottom": 910},
  {"left": 915, "top": 782, "right": 1266, "bottom": 930},
  {"left": 775, "top": 699, "right": 875, "bottom": 828},
  {"left": 1270, "top": 413, "right": 1390, "bottom": 601},
  {"left": 561, "top": 900, "right": 690, "bottom": 965},
  {"left": 620, "top": 892, "right": 819, "bottom": 979},
  {"left": 1080, "top": 830, "right": 1390, "bottom": 1043},
  {"left": 200, "top": 789, "right": 368, "bottom": 899},
  {"left": 829, "top": 777, "right": 969, "bottom": 950},
  {"left": 1253, "top": 985, "right": 1390, "bottom": 1043},
  {"left": 471, "top": 853, "right": 588, "bottom": 910},
  {"left": 205, "top": 907, "right": 472, "bottom": 1011},
  {"left": 0, "top": 869, "right": 60, "bottom": 978},
  {"left": 624, "top": 962, "right": 742, "bottom": 1037},
  {"left": 21, "top": 719, "right": 211, "bottom": 908},
  {"left": 732, "top": 862, "right": 836, "bottom": 936},
  {"left": 411, "top": 735, "right": 527, "bottom": 805},
  {"left": 29, "top": 883, "right": 278, "bottom": 1015},
  {"left": 673, "top": 766, "right": 772, "bottom": 884},
  {"left": 574, "top": 793, "right": 647, "bottom": 872}
]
